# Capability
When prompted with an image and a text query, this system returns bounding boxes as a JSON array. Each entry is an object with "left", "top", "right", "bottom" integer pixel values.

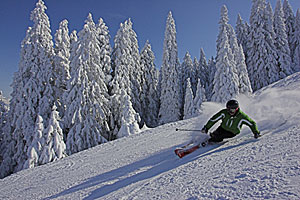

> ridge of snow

[{"left": 0, "top": 72, "right": 300, "bottom": 199}]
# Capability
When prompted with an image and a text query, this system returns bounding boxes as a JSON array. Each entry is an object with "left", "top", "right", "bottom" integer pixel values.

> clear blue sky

[{"left": 0, "top": 0, "right": 299, "bottom": 98}]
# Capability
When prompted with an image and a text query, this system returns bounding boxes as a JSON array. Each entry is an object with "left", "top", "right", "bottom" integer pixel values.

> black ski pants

[{"left": 209, "top": 126, "right": 236, "bottom": 142}]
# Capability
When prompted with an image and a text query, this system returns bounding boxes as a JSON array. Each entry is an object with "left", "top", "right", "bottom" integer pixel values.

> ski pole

[{"left": 175, "top": 128, "right": 202, "bottom": 132}]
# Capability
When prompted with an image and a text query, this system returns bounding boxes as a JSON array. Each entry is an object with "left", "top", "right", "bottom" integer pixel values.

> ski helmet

[{"left": 226, "top": 99, "right": 239, "bottom": 109}]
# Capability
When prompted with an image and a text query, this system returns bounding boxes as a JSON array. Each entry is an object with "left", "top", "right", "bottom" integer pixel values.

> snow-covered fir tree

[
  {"left": 110, "top": 20, "right": 138, "bottom": 135},
  {"left": 274, "top": 0, "right": 293, "bottom": 79},
  {"left": 140, "top": 40, "right": 159, "bottom": 127},
  {"left": 111, "top": 19, "right": 143, "bottom": 129},
  {"left": 205, "top": 57, "right": 216, "bottom": 101},
  {"left": 236, "top": 45, "right": 252, "bottom": 95},
  {"left": 183, "top": 79, "right": 196, "bottom": 119},
  {"left": 159, "top": 11, "right": 182, "bottom": 124},
  {"left": 194, "top": 79, "right": 206, "bottom": 115},
  {"left": 212, "top": 26, "right": 239, "bottom": 103},
  {"left": 197, "top": 48, "right": 209, "bottom": 97},
  {"left": 127, "top": 19, "right": 143, "bottom": 117},
  {"left": 235, "top": 14, "right": 249, "bottom": 59},
  {"left": 53, "top": 19, "right": 71, "bottom": 118},
  {"left": 39, "top": 105, "right": 66, "bottom": 165},
  {"left": 293, "top": 9, "right": 300, "bottom": 72},
  {"left": 0, "top": 0, "right": 56, "bottom": 177},
  {"left": 182, "top": 52, "right": 196, "bottom": 98},
  {"left": 64, "top": 14, "right": 110, "bottom": 155},
  {"left": 0, "top": 91, "right": 8, "bottom": 163},
  {"left": 117, "top": 90, "right": 141, "bottom": 138},
  {"left": 96, "top": 18, "right": 112, "bottom": 84},
  {"left": 247, "top": 0, "right": 279, "bottom": 91},
  {"left": 23, "top": 115, "right": 44, "bottom": 169},
  {"left": 283, "top": 0, "right": 296, "bottom": 64}
]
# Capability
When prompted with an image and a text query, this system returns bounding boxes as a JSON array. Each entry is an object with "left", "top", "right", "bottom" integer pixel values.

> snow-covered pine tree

[
  {"left": 53, "top": 19, "right": 71, "bottom": 118},
  {"left": 206, "top": 57, "right": 216, "bottom": 101},
  {"left": 111, "top": 19, "right": 144, "bottom": 129},
  {"left": 236, "top": 14, "right": 249, "bottom": 59},
  {"left": 211, "top": 26, "right": 239, "bottom": 103},
  {"left": 2, "top": 0, "right": 56, "bottom": 174},
  {"left": 247, "top": 0, "right": 279, "bottom": 91},
  {"left": 64, "top": 14, "right": 110, "bottom": 155},
  {"left": 183, "top": 79, "right": 196, "bottom": 119},
  {"left": 0, "top": 27, "right": 33, "bottom": 177},
  {"left": 96, "top": 18, "right": 112, "bottom": 85},
  {"left": 62, "top": 30, "right": 77, "bottom": 139},
  {"left": 283, "top": 0, "right": 296, "bottom": 64},
  {"left": 117, "top": 90, "right": 141, "bottom": 138},
  {"left": 39, "top": 105, "right": 66, "bottom": 165},
  {"left": 197, "top": 48, "right": 209, "bottom": 97},
  {"left": 194, "top": 79, "right": 206, "bottom": 115},
  {"left": 274, "top": 0, "right": 293, "bottom": 79},
  {"left": 0, "top": 91, "right": 8, "bottom": 163},
  {"left": 293, "top": 9, "right": 300, "bottom": 72},
  {"left": 159, "top": 11, "right": 182, "bottom": 124},
  {"left": 140, "top": 40, "right": 159, "bottom": 127},
  {"left": 23, "top": 115, "right": 43, "bottom": 169},
  {"left": 236, "top": 45, "right": 253, "bottom": 95},
  {"left": 127, "top": 19, "right": 143, "bottom": 118},
  {"left": 182, "top": 52, "right": 196, "bottom": 98},
  {"left": 31, "top": 0, "right": 56, "bottom": 127}
]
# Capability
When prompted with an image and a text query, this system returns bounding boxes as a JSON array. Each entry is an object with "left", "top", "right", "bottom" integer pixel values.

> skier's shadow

[{"left": 45, "top": 140, "right": 255, "bottom": 200}]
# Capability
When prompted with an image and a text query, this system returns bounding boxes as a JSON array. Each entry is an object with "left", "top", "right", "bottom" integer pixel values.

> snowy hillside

[{"left": 1, "top": 72, "right": 300, "bottom": 199}]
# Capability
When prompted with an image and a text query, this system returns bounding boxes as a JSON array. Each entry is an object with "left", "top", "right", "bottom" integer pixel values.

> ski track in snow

[{"left": 1, "top": 73, "right": 300, "bottom": 200}]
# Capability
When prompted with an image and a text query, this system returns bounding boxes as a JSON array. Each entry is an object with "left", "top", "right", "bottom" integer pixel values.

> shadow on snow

[{"left": 45, "top": 139, "right": 258, "bottom": 200}]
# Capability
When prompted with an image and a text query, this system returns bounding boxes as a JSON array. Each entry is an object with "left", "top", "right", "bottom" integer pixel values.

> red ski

[{"left": 175, "top": 141, "right": 208, "bottom": 158}]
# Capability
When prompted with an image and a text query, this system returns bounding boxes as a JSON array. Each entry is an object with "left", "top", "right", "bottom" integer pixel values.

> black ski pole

[{"left": 175, "top": 128, "right": 202, "bottom": 132}]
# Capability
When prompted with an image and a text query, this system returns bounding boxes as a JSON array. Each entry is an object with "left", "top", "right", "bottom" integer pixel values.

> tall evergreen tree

[
  {"left": 236, "top": 14, "right": 249, "bottom": 59},
  {"left": 117, "top": 90, "right": 141, "bottom": 138},
  {"left": 159, "top": 11, "right": 181, "bottom": 124},
  {"left": 293, "top": 9, "right": 300, "bottom": 72},
  {"left": 23, "top": 115, "right": 44, "bottom": 169},
  {"left": 182, "top": 52, "right": 196, "bottom": 98},
  {"left": 283, "top": 0, "right": 296, "bottom": 63},
  {"left": 274, "top": 0, "right": 293, "bottom": 79},
  {"left": 54, "top": 19, "right": 71, "bottom": 118},
  {"left": 183, "top": 78, "right": 196, "bottom": 120},
  {"left": 206, "top": 57, "right": 216, "bottom": 101},
  {"left": 212, "top": 26, "right": 239, "bottom": 103},
  {"left": 64, "top": 14, "right": 110, "bottom": 155},
  {"left": 194, "top": 79, "right": 206, "bottom": 115},
  {"left": 39, "top": 105, "right": 66, "bottom": 164},
  {"left": 197, "top": 48, "right": 209, "bottom": 97},
  {"left": 110, "top": 19, "right": 142, "bottom": 137},
  {"left": 96, "top": 18, "right": 112, "bottom": 85},
  {"left": 0, "top": 91, "right": 8, "bottom": 164},
  {"left": 236, "top": 45, "right": 253, "bottom": 95},
  {"left": 1, "top": 0, "right": 56, "bottom": 176},
  {"left": 247, "top": 0, "right": 279, "bottom": 91},
  {"left": 140, "top": 40, "right": 159, "bottom": 127}
]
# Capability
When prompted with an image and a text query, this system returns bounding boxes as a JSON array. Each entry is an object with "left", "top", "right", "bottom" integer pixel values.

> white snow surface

[{"left": 1, "top": 73, "right": 300, "bottom": 199}]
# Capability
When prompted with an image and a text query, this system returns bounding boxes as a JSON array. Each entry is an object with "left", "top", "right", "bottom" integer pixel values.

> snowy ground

[{"left": 1, "top": 72, "right": 300, "bottom": 200}]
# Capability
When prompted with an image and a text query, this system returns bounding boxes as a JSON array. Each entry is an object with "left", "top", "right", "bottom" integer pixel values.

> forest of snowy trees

[{"left": 0, "top": 0, "right": 299, "bottom": 178}]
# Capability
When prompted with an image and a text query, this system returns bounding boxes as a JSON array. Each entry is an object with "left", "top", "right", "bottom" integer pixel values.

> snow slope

[{"left": 1, "top": 72, "right": 300, "bottom": 200}]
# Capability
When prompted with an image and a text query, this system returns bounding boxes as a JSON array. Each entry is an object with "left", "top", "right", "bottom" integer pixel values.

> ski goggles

[{"left": 227, "top": 107, "right": 238, "bottom": 114}]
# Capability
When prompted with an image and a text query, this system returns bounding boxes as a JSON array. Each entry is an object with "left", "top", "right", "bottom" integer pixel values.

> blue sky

[{"left": 0, "top": 0, "right": 299, "bottom": 98}]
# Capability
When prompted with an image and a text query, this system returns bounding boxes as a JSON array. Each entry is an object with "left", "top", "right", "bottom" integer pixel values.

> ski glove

[
  {"left": 201, "top": 127, "right": 208, "bottom": 134},
  {"left": 254, "top": 131, "right": 260, "bottom": 139}
]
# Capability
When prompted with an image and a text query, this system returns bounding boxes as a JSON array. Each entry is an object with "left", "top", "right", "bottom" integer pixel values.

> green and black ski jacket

[{"left": 204, "top": 109, "right": 259, "bottom": 135}]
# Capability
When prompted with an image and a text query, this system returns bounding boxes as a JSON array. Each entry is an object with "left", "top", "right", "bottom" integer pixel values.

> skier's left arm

[{"left": 243, "top": 115, "right": 260, "bottom": 138}]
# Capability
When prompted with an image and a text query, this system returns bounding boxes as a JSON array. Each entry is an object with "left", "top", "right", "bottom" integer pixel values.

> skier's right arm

[{"left": 203, "top": 110, "right": 226, "bottom": 132}]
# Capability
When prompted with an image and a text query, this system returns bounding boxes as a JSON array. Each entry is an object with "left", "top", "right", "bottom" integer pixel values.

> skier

[{"left": 201, "top": 99, "right": 260, "bottom": 142}]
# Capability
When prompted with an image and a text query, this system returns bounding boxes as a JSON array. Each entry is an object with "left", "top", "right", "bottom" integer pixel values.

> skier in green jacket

[{"left": 201, "top": 99, "right": 260, "bottom": 142}]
